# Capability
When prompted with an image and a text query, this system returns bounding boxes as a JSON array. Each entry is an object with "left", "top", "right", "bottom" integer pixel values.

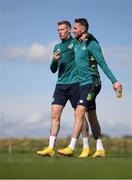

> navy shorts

[
  {"left": 52, "top": 83, "right": 79, "bottom": 108},
  {"left": 78, "top": 83, "right": 101, "bottom": 110}
]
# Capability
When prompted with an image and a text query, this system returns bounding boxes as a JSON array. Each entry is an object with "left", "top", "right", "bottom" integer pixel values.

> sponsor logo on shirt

[
  {"left": 91, "top": 56, "right": 95, "bottom": 61},
  {"left": 82, "top": 45, "right": 86, "bottom": 50},
  {"left": 68, "top": 43, "right": 73, "bottom": 49}
]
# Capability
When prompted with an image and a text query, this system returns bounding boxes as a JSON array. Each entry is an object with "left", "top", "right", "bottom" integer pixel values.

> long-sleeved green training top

[
  {"left": 74, "top": 37, "right": 117, "bottom": 86},
  {"left": 50, "top": 36, "right": 79, "bottom": 84}
]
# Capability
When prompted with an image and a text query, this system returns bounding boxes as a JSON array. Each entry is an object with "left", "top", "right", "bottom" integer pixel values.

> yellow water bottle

[{"left": 116, "top": 89, "right": 122, "bottom": 98}]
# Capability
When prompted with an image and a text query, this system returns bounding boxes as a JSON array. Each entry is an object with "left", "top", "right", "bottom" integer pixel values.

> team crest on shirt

[
  {"left": 82, "top": 45, "right": 86, "bottom": 50},
  {"left": 56, "top": 48, "right": 60, "bottom": 53},
  {"left": 68, "top": 43, "right": 73, "bottom": 49}
]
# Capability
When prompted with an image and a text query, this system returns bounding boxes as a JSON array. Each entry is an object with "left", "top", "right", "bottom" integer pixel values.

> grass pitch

[{"left": 0, "top": 153, "right": 132, "bottom": 179}]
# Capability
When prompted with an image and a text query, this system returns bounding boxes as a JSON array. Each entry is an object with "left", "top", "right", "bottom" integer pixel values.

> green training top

[
  {"left": 50, "top": 36, "right": 79, "bottom": 84},
  {"left": 74, "top": 36, "right": 117, "bottom": 86}
]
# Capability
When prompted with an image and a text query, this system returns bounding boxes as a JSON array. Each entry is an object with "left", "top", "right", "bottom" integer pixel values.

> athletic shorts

[
  {"left": 52, "top": 83, "right": 79, "bottom": 108},
  {"left": 78, "top": 83, "right": 101, "bottom": 110}
]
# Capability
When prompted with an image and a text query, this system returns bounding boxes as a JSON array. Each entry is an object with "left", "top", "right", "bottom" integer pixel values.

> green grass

[
  {"left": 0, "top": 153, "right": 132, "bottom": 179},
  {"left": 0, "top": 137, "right": 132, "bottom": 179}
]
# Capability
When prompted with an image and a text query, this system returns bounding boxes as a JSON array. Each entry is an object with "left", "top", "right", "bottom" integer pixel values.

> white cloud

[
  {"left": 28, "top": 113, "right": 43, "bottom": 124},
  {"left": 2, "top": 41, "right": 58, "bottom": 63},
  {"left": 2, "top": 43, "right": 132, "bottom": 67},
  {"left": 0, "top": 110, "right": 51, "bottom": 138},
  {"left": 1, "top": 94, "right": 132, "bottom": 138}
]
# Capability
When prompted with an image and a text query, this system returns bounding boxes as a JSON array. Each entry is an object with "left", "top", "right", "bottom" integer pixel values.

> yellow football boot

[
  {"left": 58, "top": 146, "right": 74, "bottom": 156},
  {"left": 37, "top": 147, "right": 55, "bottom": 157},
  {"left": 78, "top": 147, "right": 91, "bottom": 158},
  {"left": 92, "top": 150, "right": 105, "bottom": 158}
]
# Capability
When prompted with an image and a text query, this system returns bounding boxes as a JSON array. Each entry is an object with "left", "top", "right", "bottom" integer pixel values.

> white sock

[
  {"left": 68, "top": 138, "right": 77, "bottom": 150},
  {"left": 82, "top": 137, "right": 89, "bottom": 148},
  {"left": 96, "top": 139, "right": 104, "bottom": 151},
  {"left": 49, "top": 135, "right": 56, "bottom": 148}
]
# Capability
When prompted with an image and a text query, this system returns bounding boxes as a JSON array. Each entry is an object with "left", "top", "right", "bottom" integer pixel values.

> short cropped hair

[
  {"left": 57, "top": 20, "right": 71, "bottom": 29},
  {"left": 74, "top": 18, "right": 89, "bottom": 32}
]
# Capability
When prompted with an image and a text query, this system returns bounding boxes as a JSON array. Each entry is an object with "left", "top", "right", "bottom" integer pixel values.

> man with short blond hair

[{"left": 37, "top": 20, "right": 81, "bottom": 156}]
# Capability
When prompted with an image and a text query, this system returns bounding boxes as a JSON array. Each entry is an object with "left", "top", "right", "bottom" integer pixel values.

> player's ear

[
  {"left": 68, "top": 27, "right": 71, "bottom": 33},
  {"left": 82, "top": 26, "right": 86, "bottom": 33}
]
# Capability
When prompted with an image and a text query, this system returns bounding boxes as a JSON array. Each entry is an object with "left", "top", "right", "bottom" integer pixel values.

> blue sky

[{"left": 0, "top": 0, "right": 132, "bottom": 138}]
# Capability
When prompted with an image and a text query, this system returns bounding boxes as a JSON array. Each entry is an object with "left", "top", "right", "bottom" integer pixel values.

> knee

[
  {"left": 75, "top": 110, "right": 85, "bottom": 121},
  {"left": 51, "top": 111, "right": 60, "bottom": 121},
  {"left": 75, "top": 111, "right": 83, "bottom": 119}
]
